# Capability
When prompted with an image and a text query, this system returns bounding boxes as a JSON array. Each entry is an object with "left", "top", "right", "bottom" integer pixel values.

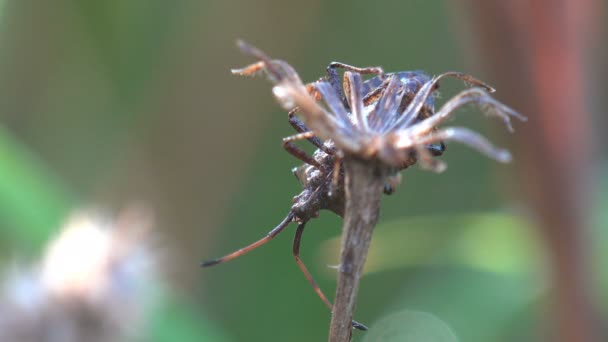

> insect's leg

[
  {"left": 283, "top": 132, "right": 323, "bottom": 168},
  {"left": 287, "top": 108, "right": 334, "bottom": 155},
  {"left": 292, "top": 223, "right": 332, "bottom": 310},
  {"left": 327, "top": 62, "right": 384, "bottom": 76},
  {"left": 292, "top": 223, "right": 368, "bottom": 331},
  {"left": 287, "top": 108, "right": 309, "bottom": 134},
  {"left": 201, "top": 212, "right": 294, "bottom": 267}
]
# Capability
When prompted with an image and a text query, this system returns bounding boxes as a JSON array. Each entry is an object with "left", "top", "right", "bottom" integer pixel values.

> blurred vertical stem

[
  {"left": 456, "top": 1, "right": 603, "bottom": 341},
  {"left": 329, "top": 156, "right": 387, "bottom": 342}
]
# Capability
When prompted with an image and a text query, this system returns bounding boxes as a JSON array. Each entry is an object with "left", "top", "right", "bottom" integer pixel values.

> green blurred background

[{"left": 0, "top": 1, "right": 605, "bottom": 341}]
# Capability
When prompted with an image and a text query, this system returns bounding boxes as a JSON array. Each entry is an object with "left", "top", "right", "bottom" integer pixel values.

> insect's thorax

[
  {"left": 291, "top": 141, "right": 345, "bottom": 221},
  {"left": 292, "top": 141, "right": 334, "bottom": 187}
]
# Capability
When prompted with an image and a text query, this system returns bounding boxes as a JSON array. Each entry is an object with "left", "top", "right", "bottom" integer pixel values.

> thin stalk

[{"left": 329, "top": 156, "right": 387, "bottom": 342}]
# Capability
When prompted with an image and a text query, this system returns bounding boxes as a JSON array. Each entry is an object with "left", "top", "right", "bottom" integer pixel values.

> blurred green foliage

[
  {"left": 362, "top": 311, "right": 458, "bottom": 342},
  {"left": 147, "top": 290, "right": 229, "bottom": 342},
  {"left": 0, "top": 124, "right": 74, "bottom": 252},
  {"left": 0, "top": 1, "right": 604, "bottom": 341}
]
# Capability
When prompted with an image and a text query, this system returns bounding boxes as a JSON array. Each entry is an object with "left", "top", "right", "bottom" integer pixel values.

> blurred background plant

[{"left": 0, "top": 1, "right": 605, "bottom": 341}]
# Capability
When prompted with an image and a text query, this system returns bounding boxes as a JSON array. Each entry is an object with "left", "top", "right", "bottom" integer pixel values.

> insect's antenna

[
  {"left": 201, "top": 212, "right": 295, "bottom": 267},
  {"left": 235, "top": 39, "right": 284, "bottom": 83}
]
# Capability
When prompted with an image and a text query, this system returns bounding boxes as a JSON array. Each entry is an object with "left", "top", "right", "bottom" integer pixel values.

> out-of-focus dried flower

[{"left": 0, "top": 206, "right": 155, "bottom": 342}]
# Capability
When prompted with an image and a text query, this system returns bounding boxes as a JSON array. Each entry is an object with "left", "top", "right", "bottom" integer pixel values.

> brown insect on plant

[{"left": 201, "top": 40, "right": 526, "bottom": 331}]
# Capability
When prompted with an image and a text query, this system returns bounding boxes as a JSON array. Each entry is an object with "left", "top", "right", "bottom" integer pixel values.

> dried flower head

[
  {"left": 204, "top": 41, "right": 526, "bottom": 332},
  {"left": 232, "top": 40, "right": 526, "bottom": 173}
]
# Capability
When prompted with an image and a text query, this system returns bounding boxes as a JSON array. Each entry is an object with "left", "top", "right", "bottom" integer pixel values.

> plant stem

[{"left": 329, "top": 156, "right": 387, "bottom": 342}]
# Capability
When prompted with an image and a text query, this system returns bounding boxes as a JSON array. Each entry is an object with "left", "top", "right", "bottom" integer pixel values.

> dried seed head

[
  {"left": 233, "top": 40, "right": 526, "bottom": 173},
  {"left": 217, "top": 41, "right": 527, "bottom": 335}
]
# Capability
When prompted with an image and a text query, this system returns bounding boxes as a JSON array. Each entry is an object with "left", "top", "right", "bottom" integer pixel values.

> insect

[{"left": 202, "top": 41, "right": 526, "bottom": 331}]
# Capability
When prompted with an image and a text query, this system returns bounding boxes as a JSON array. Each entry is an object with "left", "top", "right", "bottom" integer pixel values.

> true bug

[{"left": 202, "top": 41, "right": 525, "bottom": 331}]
